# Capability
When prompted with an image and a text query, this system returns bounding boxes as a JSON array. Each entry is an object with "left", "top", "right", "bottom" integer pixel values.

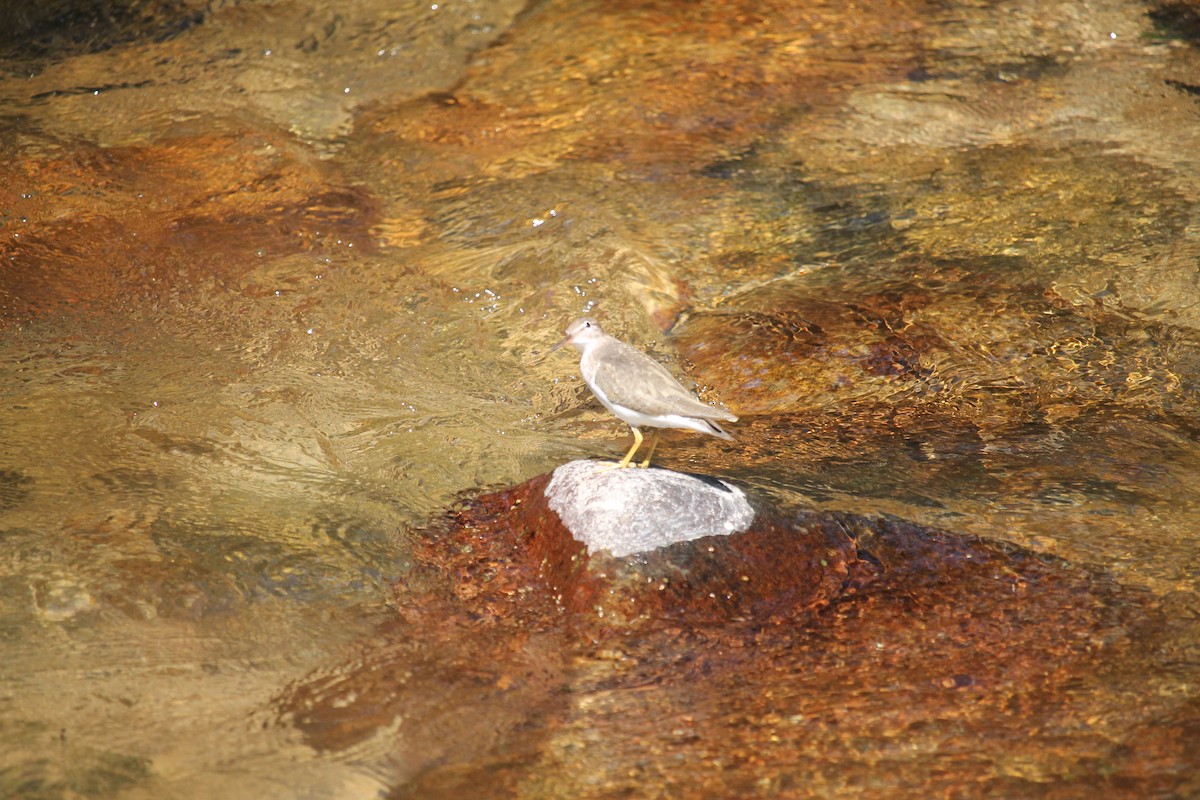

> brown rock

[
  {"left": 277, "top": 467, "right": 1161, "bottom": 798},
  {"left": 0, "top": 127, "right": 376, "bottom": 326}
]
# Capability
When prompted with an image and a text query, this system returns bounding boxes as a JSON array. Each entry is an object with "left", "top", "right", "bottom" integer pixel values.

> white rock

[{"left": 544, "top": 460, "right": 755, "bottom": 558}]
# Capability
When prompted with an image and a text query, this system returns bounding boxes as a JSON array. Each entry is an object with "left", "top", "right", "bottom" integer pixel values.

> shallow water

[{"left": 1, "top": 0, "right": 1198, "bottom": 796}]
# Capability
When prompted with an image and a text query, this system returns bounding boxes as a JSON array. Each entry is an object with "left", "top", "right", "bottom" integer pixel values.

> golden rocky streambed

[{"left": 1, "top": 0, "right": 1198, "bottom": 797}]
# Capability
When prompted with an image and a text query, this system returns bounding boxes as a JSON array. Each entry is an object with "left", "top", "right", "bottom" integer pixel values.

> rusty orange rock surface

[{"left": 280, "top": 468, "right": 1166, "bottom": 798}]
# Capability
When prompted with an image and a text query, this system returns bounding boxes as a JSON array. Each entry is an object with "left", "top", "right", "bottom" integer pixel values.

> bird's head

[{"left": 549, "top": 317, "right": 606, "bottom": 353}]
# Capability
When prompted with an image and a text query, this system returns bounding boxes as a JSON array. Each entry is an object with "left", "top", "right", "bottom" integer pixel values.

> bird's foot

[{"left": 594, "top": 459, "right": 633, "bottom": 473}]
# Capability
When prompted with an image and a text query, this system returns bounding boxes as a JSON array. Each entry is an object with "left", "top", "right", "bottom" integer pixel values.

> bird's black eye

[{"left": 584, "top": 321, "right": 591, "bottom": 327}]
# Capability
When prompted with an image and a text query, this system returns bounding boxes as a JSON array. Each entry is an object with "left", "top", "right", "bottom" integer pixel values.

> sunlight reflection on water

[{"left": 1, "top": 0, "right": 1199, "bottom": 796}]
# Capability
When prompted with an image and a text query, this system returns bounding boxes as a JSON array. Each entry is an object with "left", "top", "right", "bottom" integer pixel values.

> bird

[{"left": 550, "top": 316, "right": 736, "bottom": 468}]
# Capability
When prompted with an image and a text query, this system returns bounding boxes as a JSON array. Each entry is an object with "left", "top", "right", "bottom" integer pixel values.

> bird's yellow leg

[
  {"left": 616, "top": 427, "right": 644, "bottom": 469},
  {"left": 637, "top": 431, "right": 660, "bottom": 468}
]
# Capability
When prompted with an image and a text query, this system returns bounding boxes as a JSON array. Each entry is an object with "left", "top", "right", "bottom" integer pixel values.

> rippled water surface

[{"left": 2, "top": 0, "right": 1198, "bottom": 796}]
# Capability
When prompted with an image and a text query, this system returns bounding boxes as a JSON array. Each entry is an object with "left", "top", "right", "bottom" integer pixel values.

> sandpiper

[{"left": 550, "top": 317, "right": 736, "bottom": 468}]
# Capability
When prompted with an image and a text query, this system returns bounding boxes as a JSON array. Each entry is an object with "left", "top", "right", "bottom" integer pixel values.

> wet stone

[
  {"left": 544, "top": 459, "right": 755, "bottom": 558},
  {"left": 277, "top": 467, "right": 1160, "bottom": 797}
]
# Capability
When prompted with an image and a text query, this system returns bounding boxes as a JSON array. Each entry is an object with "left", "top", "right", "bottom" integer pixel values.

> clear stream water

[{"left": 1, "top": 0, "right": 1198, "bottom": 796}]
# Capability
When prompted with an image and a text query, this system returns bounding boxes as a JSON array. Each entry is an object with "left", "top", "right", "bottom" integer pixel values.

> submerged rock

[{"left": 277, "top": 467, "right": 1167, "bottom": 798}]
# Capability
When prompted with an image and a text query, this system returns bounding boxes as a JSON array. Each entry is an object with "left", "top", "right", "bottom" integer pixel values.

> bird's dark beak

[{"left": 548, "top": 334, "right": 571, "bottom": 353}]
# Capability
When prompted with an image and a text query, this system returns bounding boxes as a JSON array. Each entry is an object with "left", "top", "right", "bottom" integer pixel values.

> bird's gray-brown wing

[{"left": 593, "top": 339, "right": 737, "bottom": 421}]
